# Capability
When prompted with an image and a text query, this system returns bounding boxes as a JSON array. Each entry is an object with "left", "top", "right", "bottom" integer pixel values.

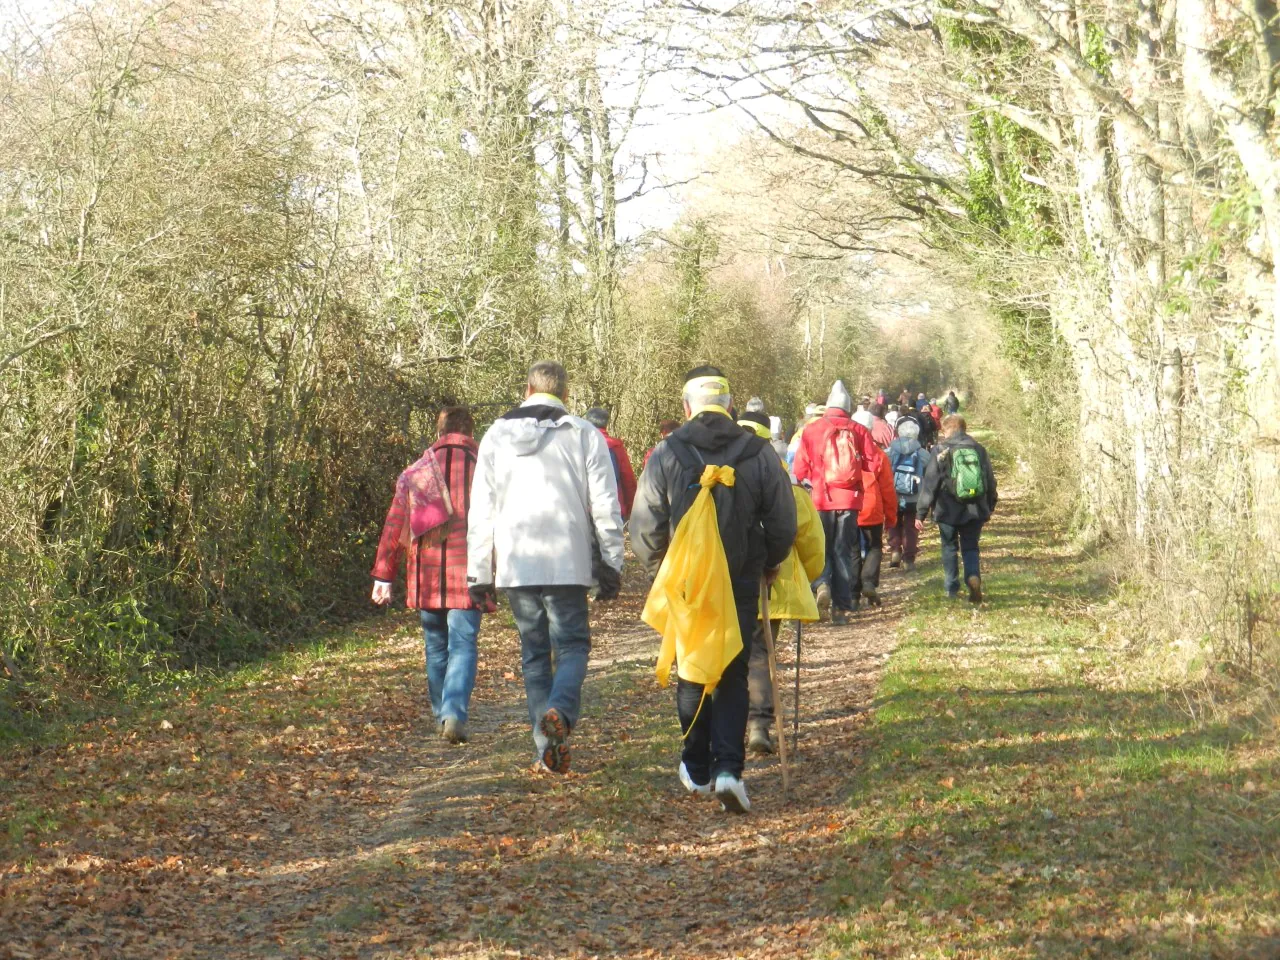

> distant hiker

[
  {"left": 944, "top": 391, "right": 961, "bottom": 415},
  {"left": 868, "top": 402, "right": 895, "bottom": 451},
  {"left": 898, "top": 388, "right": 912, "bottom": 407},
  {"left": 644, "top": 420, "right": 680, "bottom": 469},
  {"left": 786, "top": 402, "right": 824, "bottom": 468},
  {"left": 735, "top": 411, "right": 825, "bottom": 755},
  {"left": 744, "top": 397, "right": 789, "bottom": 461},
  {"left": 915, "top": 392, "right": 929, "bottom": 412},
  {"left": 793, "top": 380, "right": 879, "bottom": 624},
  {"left": 467, "top": 361, "right": 625, "bottom": 773},
  {"left": 372, "top": 406, "right": 494, "bottom": 744},
  {"left": 876, "top": 389, "right": 888, "bottom": 406},
  {"left": 929, "top": 400, "right": 944, "bottom": 429},
  {"left": 585, "top": 407, "right": 637, "bottom": 520},
  {"left": 632, "top": 367, "right": 796, "bottom": 812},
  {"left": 886, "top": 417, "right": 928, "bottom": 572},
  {"left": 853, "top": 409, "right": 897, "bottom": 606},
  {"left": 916, "top": 415, "right": 998, "bottom": 604},
  {"left": 910, "top": 407, "right": 939, "bottom": 450}
]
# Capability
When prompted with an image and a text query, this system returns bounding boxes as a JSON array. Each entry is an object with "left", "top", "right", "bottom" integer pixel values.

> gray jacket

[{"left": 467, "top": 397, "right": 624, "bottom": 589}]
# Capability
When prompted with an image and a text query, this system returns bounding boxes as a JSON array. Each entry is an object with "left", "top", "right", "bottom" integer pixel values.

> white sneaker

[
  {"left": 714, "top": 773, "right": 751, "bottom": 814},
  {"left": 679, "top": 762, "right": 712, "bottom": 796}
]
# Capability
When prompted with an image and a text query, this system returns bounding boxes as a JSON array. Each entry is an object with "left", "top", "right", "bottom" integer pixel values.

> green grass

[{"left": 823, "top": 501, "right": 1280, "bottom": 958}]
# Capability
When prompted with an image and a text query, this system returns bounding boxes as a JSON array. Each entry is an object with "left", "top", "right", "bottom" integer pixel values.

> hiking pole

[
  {"left": 758, "top": 579, "right": 792, "bottom": 799},
  {"left": 793, "top": 620, "right": 802, "bottom": 754}
]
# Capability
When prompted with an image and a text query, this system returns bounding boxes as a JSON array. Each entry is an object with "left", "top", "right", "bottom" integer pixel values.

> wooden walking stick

[
  {"left": 792, "top": 620, "right": 802, "bottom": 752},
  {"left": 758, "top": 579, "right": 791, "bottom": 799}
]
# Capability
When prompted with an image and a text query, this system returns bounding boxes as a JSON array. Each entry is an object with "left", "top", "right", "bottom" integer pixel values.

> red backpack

[{"left": 822, "top": 423, "right": 865, "bottom": 494}]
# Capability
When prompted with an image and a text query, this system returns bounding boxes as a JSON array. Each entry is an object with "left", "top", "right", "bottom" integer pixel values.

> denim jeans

[
  {"left": 859, "top": 524, "right": 884, "bottom": 593},
  {"left": 938, "top": 521, "right": 983, "bottom": 595},
  {"left": 677, "top": 580, "right": 758, "bottom": 784},
  {"left": 504, "top": 586, "right": 591, "bottom": 758},
  {"left": 818, "top": 510, "right": 862, "bottom": 611},
  {"left": 420, "top": 608, "right": 482, "bottom": 724}
]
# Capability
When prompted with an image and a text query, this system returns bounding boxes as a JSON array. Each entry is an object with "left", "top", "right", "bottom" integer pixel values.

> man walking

[
  {"left": 632, "top": 367, "right": 795, "bottom": 813},
  {"left": 372, "top": 407, "right": 494, "bottom": 744},
  {"left": 585, "top": 407, "right": 637, "bottom": 520},
  {"left": 916, "top": 415, "right": 998, "bottom": 603},
  {"left": 793, "top": 381, "right": 879, "bottom": 624},
  {"left": 467, "top": 361, "right": 625, "bottom": 773},
  {"left": 886, "top": 417, "right": 927, "bottom": 572},
  {"left": 853, "top": 409, "right": 897, "bottom": 607}
]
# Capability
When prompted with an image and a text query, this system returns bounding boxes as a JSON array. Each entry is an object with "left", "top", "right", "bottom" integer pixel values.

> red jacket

[
  {"left": 601, "top": 430, "right": 637, "bottom": 519},
  {"left": 858, "top": 450, "right": 899, "bottom": 528},
  {"left": 793, "top": 410, "right": 879, "bottom": 512},
  {"left": 371, "top": 434, "right": 494, "bottom": 611}
]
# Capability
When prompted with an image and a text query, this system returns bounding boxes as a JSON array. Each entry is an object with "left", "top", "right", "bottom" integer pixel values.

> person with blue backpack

[
  {"left": 916, "top": 415, "right": 998, "bottom": 604},
  {"left": 886, "top": 417, "right": 928, "bottom": 572}
]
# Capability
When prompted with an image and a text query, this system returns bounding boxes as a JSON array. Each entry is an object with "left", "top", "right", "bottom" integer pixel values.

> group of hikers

[{"left": 371, "top": 362, "right": 996, "bottom": 814}]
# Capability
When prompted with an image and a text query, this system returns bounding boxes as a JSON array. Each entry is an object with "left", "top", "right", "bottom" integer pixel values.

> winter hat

[
  {"left": 826, "top": 380, "right": 853, "bottom": 413},
  {"left": 744, "top": 397, "right": 767, "bottom": 414},
  {"left": 853, "top": 409, "right": 873, "bottom": 430},
  {"left": 896, "top": 418, "right": 920, "bottom": 440},
  {"left": 885, "top": 410, "right": 900, "bottom": 429},
  {"left": 584, "top": 407, "right": 610, "bottom": 429}
]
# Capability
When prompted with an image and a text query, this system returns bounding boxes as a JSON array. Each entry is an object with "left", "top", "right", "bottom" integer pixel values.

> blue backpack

[{"left": 891, "top": 444, "right": 925, "bottom": 499}]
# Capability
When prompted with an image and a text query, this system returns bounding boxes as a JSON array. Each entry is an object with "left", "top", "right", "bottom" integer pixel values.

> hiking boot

[
  {"left": 864, "top": 588, "right": 881, "bottom": 607},
  {"left": 714, "top": 773, "right": 751, "bottom": 814},
  {"left": 747, "top": 722, "right": 775, "bottom": 755},
  {"left": 538, "top": 707, "right": 571, "bottom": 774},
  {"left": 967, "top": 575, "right": 983, "bottom": 605},
  {"left": 831, "top": 608, "right": 850, "bottom": 626},
  {"left": 903, "top": 560, "right": 916, "bottom": 573},
  {"left": 441, "top": 717, "right": 468, "bottom": 744},
  {"left": 889, "top": 550, "right": 902, "bottom": 569},
  {"left": 815, "top": 583, "right": 832, "bottom": 621},
  {"left": 679, "top": 762, "right": 712, "bottom": 796}
]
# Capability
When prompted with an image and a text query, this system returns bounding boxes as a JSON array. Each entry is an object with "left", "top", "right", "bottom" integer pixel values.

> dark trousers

[
  {"left": 819, "top": 509, "right": 862, "bottom": 611},
  {"left": 938, "top": 521, "right": 983, "bottom": 595},
  {"left": 677, "top": 580, "right": 759, "bottom": 783},
  {"left": 859, "top": 524, "right": 884, "bottom": 592},
  {"left": 887, "top": 504, "right": 919, "bottom": 562},
  {"left": 748, "top": 619, "right": 782, "bottom": 725}
]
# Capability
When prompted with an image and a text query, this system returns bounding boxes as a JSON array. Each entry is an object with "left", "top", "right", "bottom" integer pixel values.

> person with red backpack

[
  {"left": 585, "top": 407, "right": 637, "bottom": 521},
  {"left": 793, "top": 380, "right": 879, "bottom": 624},
  {"left": 853, "top": 409, "right": 897, "bottom": 606}
]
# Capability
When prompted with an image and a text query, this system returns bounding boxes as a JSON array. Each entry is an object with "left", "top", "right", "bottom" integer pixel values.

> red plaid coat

[{"left": 371, "top": 434, "right": 493, "bottom": 611}]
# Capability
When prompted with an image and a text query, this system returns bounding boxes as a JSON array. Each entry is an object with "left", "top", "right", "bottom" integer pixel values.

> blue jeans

[
  {"left": 818, "top": 510, "right": 863, "bottom": 611},
  {"left": 938, "top": 521, "right": 983, "bottom": 596},
  {"left": 677, "top": 580, "right": 758, "bottom": 783},
  {"left": 504, "top": 586, "right": 591, "bottom": 758},
  {"left": 420, "top": 608, "right": 481, "bottom": 723}
]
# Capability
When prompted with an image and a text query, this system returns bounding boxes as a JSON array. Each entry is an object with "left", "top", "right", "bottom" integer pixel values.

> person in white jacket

[{"left": 467, "top": 360, "right": 625, "bottom": 774}]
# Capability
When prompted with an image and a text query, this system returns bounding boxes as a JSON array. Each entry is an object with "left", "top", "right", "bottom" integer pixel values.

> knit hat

[
  {"left": 826, "top": 380, "right": 852, "bottom": 413},
  {"left": 896, "top": 418, "right": 920, "bottom": 440},
  {"left": 584, "top": 407, "right": 610, "bottom": 429}
]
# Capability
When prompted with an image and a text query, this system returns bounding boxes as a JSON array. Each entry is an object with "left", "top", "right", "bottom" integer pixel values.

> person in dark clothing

[
  {"left": 915, "top": 415, "right": 998, "bottom": 603},
  {"left": 943, "top": 391, "right": 961, "bottom": 415},
  {"left": 631, "top": 366, "right": 796, "bottom": 813}
]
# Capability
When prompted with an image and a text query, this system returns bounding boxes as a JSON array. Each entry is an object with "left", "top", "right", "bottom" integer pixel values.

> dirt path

[{"left": 1, "top": 564, "right": 908, "bottom": 959}]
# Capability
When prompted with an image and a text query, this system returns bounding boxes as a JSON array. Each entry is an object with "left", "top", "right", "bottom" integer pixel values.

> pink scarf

[{"left": 396, "top": 450, "right": 453, "bottom": 547}]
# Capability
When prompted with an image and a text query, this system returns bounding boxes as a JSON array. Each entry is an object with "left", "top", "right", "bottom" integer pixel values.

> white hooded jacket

[{"left": 467, "top": 396, "right": 625, "bottom": 589}]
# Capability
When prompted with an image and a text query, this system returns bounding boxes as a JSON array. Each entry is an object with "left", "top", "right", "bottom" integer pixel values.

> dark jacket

[
  {"left": 917, "top": 431, "right": 998, "bottom": 527},
  {"left": 632, "top": 411, "right": 797, "bottom": 581}
]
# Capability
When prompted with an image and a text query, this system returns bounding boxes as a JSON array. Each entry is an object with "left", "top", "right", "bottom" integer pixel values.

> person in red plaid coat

[{"left": 371, "top": 407, "right": 494, "bottom": 744}]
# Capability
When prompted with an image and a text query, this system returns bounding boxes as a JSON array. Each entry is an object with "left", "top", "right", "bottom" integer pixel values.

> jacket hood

[
  {"left": 494, "top": 398, "right": 572, "bottom": 456},
  {"left": 674, "top": 410, "right": 749, "bottom": 452}
]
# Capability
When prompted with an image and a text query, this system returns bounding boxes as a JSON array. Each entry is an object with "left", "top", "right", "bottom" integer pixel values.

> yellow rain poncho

[
  {"left": 642, "top": 464, "right": 741, "bottom": 691},
  {"left": 765, "top": 483, "right": 826, "bottom": 621}
]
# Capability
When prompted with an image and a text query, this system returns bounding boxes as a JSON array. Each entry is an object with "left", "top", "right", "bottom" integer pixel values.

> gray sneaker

[{"left": 441, "top": 717, "right": 468, "bottom": 744}]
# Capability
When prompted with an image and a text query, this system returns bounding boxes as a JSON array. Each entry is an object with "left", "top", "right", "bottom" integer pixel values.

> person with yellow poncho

[
  {"left": 631, "top": 366, "right": 796, "bottom": 814},
  {"left": 737, "top": 410, "right": 826, "bottom": 755}
]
